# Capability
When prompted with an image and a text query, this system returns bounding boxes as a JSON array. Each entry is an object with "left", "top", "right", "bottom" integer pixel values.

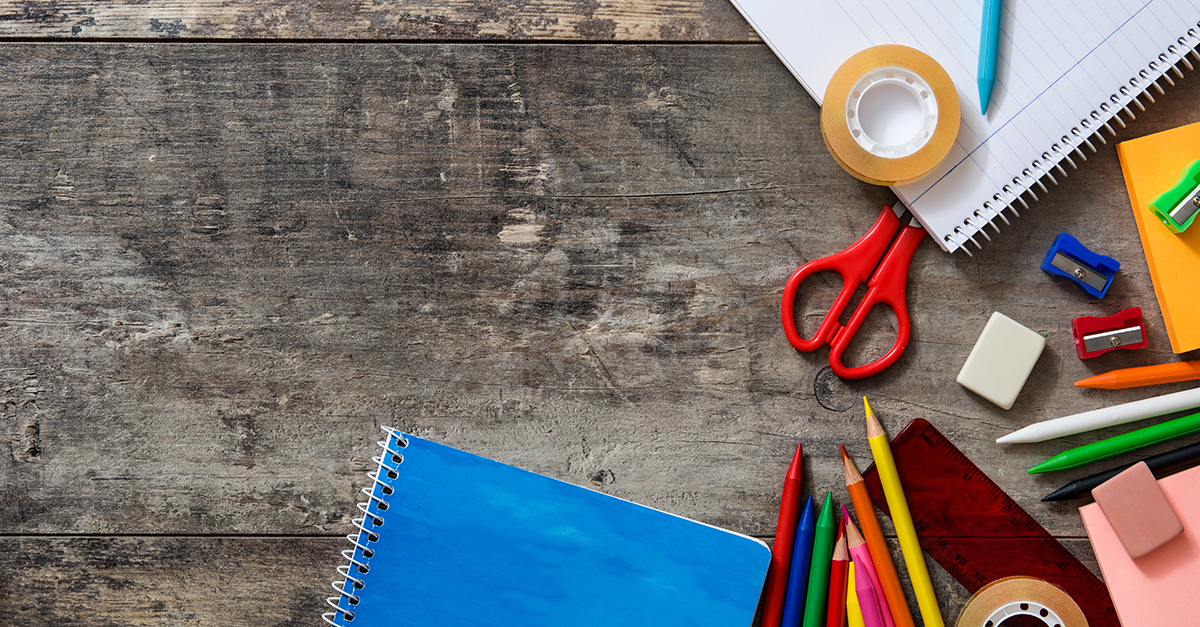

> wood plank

[
  {"left": 0, "top": 0, "right": 755, "bottom": 41},
  {"left": 0, "top": 536, "right": 1105, "bottom": 625}
]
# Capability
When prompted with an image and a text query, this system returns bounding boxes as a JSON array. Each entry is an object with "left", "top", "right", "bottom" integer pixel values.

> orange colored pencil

[
  {"left": 826, "top": 528, "right": 849, "bottom": 627},
  {"left": 840, "top": 445, "right": 915, "bottom": 627},
  {"left": 1075, "top": 360, "right": 1200, "bottom": 390}
]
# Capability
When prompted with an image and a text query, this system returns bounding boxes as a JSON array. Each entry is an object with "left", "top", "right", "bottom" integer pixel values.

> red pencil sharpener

[{"left": 1071, "top": 307, "right": 1148, "bottom": 359}]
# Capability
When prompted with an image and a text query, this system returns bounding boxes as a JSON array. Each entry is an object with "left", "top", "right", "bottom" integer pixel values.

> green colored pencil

[
  {"left": 801, "top": 491, "right": 837, "bottom": 627},
  {"left": 1030, "top": 410, "right": 1200, "bottom": 473}
]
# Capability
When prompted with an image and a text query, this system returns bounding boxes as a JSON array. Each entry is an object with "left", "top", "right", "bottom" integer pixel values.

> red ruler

[{"left": 860, "top": 419, "right": 1117, "bottom": 627}]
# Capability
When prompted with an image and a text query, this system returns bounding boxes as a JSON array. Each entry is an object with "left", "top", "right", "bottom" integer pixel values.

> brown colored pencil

[{"left": 840, "top": 445, "right": 915, "bottom": 627}]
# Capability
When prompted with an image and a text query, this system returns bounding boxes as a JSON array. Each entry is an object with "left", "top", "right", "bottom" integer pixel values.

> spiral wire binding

[
  {"left": 323, "top": 427, "right": 408, "bottom": 626},
  {"left": 946, "top": 21, "right": 1200, "bottom": 255}
]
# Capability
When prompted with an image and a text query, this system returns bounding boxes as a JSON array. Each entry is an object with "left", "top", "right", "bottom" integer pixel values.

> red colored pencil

[
  {"left": 826, "top": 527, "right": 849, "bottom": 627},
  {"left": 762, "top": 444, "right": 804, "bottom": 627}
]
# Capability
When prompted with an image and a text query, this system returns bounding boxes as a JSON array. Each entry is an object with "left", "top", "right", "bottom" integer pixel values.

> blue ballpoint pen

[
  {"left": 978, "top": 0, "right": 1002, "bottom": 114},
  {"left": 780, "top": 495, "right": 816, "bottom": 627}
]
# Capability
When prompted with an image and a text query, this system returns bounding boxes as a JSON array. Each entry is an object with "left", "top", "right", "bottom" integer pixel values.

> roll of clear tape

[
  {"left": 955, "top": 577, "right": 1089, "bottom": 627},
  {"left": 822, "top": 45, "right": 961, "bottom": 186}
]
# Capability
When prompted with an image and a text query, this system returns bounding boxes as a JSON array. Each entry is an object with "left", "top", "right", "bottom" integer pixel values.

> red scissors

[{"left": 781, "top": 204, "right": 926, "bottom": 379}]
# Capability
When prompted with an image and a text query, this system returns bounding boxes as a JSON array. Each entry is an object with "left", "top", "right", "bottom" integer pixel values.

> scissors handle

[
  {"left": 827, "top": 223, "right": 926, "bottom": 379},
  {"left": 781, "top": 206, "right": 902, "bottom": 352}
]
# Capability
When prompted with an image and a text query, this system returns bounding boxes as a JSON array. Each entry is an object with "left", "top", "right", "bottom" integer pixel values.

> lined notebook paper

[
  {"left": 729, "top": 0, "right": 1200, "bottom": 253},
  {"left": 322, "top": 429, "right": 771, "bottom": 627}
]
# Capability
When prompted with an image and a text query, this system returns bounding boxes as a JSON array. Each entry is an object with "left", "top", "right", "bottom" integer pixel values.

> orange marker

[
  {"left": 1075, "top": 360, "right": 1200, "bottom": 390},
  {"left": 840, "top": 445, "right": 915, "bottom": 627}
]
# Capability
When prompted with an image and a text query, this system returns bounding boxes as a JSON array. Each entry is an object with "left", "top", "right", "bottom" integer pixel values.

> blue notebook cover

[{"left": 324, "top": 429, "right": 771, "bottom": 626}]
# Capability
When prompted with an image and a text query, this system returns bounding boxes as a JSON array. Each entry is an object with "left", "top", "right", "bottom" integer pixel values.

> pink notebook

[{"left": 1080, "top": 464, "right": 1200, "bottom": 627}]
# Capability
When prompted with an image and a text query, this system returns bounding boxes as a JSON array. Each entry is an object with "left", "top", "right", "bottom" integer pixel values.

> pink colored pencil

[
  {"left": 854, "top": 557, "right": 887, "bottom": 627},
  {"left": 843, "top": 508, "right": 895, "bottom": 627}
]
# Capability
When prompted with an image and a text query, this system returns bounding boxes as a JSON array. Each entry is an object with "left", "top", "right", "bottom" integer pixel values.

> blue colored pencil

[
  {"left": 978, "top": 0, "right": 1002, "bottom": 114},
  {"left": 781, "top": 495, "right": 816, "bottom": 627}
]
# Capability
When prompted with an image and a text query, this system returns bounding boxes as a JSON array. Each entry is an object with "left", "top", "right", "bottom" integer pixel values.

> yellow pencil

[
  {"left": 864, "top": 397, "right": 943, "bottom": 627},
  {"left": 846, "top": 560, "right": 865, "bottom": 627}
]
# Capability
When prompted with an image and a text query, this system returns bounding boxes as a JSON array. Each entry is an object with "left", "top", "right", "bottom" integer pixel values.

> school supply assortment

[
  {"left": 727, "top": 0, "right": 1200, "bottom": 254},
  {"left": 859, "top": 418, "right": 1119, "bottom": 627},
  {"left": 1080, "top": 463, "right": 1200, "bottom": 627},
  {"left": 1118, "top": 118, "right": 1200, "bottom": 353},
  {"left": 316, "top": 4, "right": 1200, "bottom": 624},
  {"left": 322, "top": 429, "right": 771, "bottom": 627},
  {"left": 781, "top": 204, "right": 925, "bottom": 379}
]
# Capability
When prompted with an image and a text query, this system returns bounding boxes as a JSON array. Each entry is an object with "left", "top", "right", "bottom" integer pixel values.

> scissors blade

[{"left": 887, "top": 202, "right": 924, "bottom": 230}]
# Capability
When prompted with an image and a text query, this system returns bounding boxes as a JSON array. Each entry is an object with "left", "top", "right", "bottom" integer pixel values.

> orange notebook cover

[
  {"left": 1080, "top": 464, "right": 1200, "bottom": 627},
  {"left": 1117, "top": 121, "right": 1200, "bottom": 353}
]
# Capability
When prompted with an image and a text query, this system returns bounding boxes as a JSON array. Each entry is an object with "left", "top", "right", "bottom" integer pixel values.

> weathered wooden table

[{"left": 3, "top": 2, "right": 1198, "bottom": 625}]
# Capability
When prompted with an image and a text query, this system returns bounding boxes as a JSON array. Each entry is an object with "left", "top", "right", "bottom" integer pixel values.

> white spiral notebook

[{"left": 730, "top": 0, "right": 1200, "bottom": 254}]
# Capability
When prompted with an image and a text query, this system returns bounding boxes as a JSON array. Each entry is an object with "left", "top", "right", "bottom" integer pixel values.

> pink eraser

[{"left": 1092, "top": 461, "right": 1184, "bottom": 559}]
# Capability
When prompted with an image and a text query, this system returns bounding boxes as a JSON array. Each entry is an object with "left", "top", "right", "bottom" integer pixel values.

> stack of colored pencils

[{"left": 761, "top": 398, "right": 941, "bottom": 627}]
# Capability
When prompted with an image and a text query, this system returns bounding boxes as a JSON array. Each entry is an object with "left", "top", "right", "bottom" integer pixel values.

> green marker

[
  {"left": 1150, "top": 158, "right": 1200, "bottom": 233},
  {"left": 1030, "top": 410, "right": 1200, "bottom": 473},
  {"left": 801, "top": 491, "right": 837, "bottom": 627}
]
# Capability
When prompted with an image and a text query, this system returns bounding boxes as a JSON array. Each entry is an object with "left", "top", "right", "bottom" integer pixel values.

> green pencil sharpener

[{"left": 1150, "top": 158, "right": 1200, "bottom": 234}]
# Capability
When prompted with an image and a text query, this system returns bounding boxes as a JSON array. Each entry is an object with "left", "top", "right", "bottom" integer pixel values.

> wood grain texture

[
  {"left": 0, "top": 537, "right": 1099, "bottom": 626},
  {"left": 0, "top": 0, "right": 755, "bottom": 41},
  {"left": 1, "top": 40, "right": 1199, "bottom": 625}
]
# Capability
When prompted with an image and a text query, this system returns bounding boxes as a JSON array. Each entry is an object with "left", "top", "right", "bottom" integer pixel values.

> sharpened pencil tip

[
  {"left": 864, "top": 397, "right": 885, "bottom": 438},
  {"left": 841, "top": 446, "right": 863, "bottom": 485}
]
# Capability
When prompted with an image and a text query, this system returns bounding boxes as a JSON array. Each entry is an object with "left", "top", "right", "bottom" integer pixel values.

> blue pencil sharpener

[{"left": 1041, "top": 233, "right": 1119, "bottom": 299}]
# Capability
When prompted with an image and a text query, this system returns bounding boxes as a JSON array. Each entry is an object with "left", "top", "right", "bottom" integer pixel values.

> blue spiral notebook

[{"left": 323, "top": 428, "right": 771, "bottom": 627}]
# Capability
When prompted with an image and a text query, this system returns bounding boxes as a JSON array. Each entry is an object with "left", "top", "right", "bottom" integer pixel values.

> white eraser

[{"left": 956, "top": 312, "right": 1046, "bottom": 410}]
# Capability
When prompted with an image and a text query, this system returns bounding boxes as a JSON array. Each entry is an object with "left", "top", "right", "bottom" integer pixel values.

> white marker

[{"left": 997, "top": 386, "right": 1200, "bottom": 443}]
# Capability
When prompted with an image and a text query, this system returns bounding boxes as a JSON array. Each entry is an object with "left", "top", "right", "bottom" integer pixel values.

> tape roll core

[
  {"left": 822, "top": 45, "right": 960, "bottom": 186},
  {"left": 955, "top": 577, "right": 1089, "bottom": 627},
  {"left": 848, "top": 66, "right": 938, "bottom": 157}
]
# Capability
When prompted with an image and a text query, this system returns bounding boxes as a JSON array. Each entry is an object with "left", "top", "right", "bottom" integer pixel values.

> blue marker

[
  {"left": 978, "top": 0, "right": 1002, "bottom": 114},
  {"left": 780, "top": 495, "right": 816, "bottom": 627}
]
